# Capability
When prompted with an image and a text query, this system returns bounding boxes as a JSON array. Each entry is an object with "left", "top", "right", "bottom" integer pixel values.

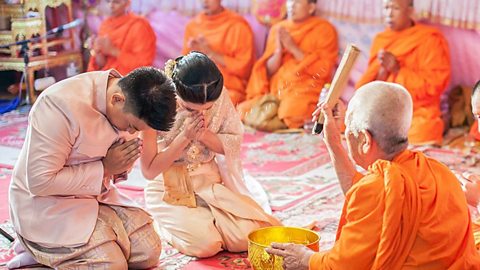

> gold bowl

[{"left": 248, "top": 226, "right": 320, "bottom": 270}]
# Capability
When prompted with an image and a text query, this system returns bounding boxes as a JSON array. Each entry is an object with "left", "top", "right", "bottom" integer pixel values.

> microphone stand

[{"left": 0, "top": 24, "right": 71, "bottom": 105}]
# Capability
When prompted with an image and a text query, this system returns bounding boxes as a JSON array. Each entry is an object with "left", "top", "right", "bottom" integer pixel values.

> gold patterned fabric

[
  {"left": 19, "top": 205, "right": 161, "bottom": 269},
  {"left": 146, "top": 88, "right": 280, "bottom": 257}
]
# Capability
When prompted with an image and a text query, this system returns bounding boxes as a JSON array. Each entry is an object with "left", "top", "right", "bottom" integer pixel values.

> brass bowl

[{"left": 248, "top": 226, "right": 320, "bottom": 270}]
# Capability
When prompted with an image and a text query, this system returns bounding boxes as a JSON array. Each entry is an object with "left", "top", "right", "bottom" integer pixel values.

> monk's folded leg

[
  {"left": 227, "top": 88, "right": 246, "bottom": 106},
  {"left": 278, "top": 94, "right": 317, "bottom": 129},
  {"left": 110, "top": 206, "right": 162, "bottom": 269},
  {"left": 145, "top": 193, "right": 223, "bottom": 258},
  {"left": 237, "top": 97, "right": 261, "bottom": 120},
  {"left": 407, "top": 106, "right": 444, "bottom": 145}
]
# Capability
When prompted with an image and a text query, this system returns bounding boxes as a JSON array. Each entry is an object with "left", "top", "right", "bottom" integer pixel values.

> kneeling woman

[{"left": 141, "top": 52, "right": 281, "bottom": 258}]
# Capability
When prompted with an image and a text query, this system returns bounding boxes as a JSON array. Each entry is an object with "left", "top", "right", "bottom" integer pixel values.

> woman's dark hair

[
  {"left": 118, "top": 67, "right": 177, "bottom": 131},
  {"left": 168, "top": 51, "right": 223, "bottom": 104}
]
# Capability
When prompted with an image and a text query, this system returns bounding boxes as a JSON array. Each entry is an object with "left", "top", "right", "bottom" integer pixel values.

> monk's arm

[
  {"left": 140, "top": 129, "right": 191, "bottom": 180},
  {"left": 393, "top": 36, "right": 451, "bottom": 101},
  {"left": 265, "top": 26, "right": 283, "bottom": 78},
  {"left": 220, "top": 24, "right": 255, "bottom": 79},
  {"left": 109, "top": 21, "right": 157, "bottom": 73},
  {"left": 309, "top": 177, "right": 382, "bottom": 269},
  {"left": 87, "top": 52, "right": 106, "bottom": 71},
  {"left": 326, "top": 142, "right": 358, "bottom": 194},
  {"left": 266, "top": 50, "right": 282, "bottom": 78},
  {"left": 181, "top": 24, "right": 193, "bottom": 55},
  {"left": 297, "top": 24, "right": 338, "bottom": 78},
  {"left": 26, "top": 97, "right": 105, "bottom": 196}
]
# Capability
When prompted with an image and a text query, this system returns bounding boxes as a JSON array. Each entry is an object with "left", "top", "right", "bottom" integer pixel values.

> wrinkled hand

[
  {"left": 464, "top": 173, "right": 480, "bottom": 207},
  {"left": 181, "top": 112, "right": 205, "bottom": 141},
  {"left": 102, "top": 138, "right": 143, "bottom": 177},
  {"left": 279, "top": 27, "right": 297, "bottom": 53},
  {"left": 377, "top": 50, "right": 400, "bottom": 74},
  {"left": 265, "top": 243, "right": 314, "bottom": 270},
  {"left": 311, "top": 102, "right": 344, "bottom": 147}
]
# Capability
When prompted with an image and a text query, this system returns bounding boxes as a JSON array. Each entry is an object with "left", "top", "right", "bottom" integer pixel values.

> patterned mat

[{"left": 1, "top": 109, "right": 479, "bottom": 269}]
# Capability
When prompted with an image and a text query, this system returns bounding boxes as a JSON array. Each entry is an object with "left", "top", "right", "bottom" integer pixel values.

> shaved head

[
  {"left": 347, "top": 81, "right": 413, "bottom": 156},
  {"left": 383, "top": 0, "right": 414, "bottom": 31},
  {"left": 471, "top": 80, "right": 480, "bottom": 129}
]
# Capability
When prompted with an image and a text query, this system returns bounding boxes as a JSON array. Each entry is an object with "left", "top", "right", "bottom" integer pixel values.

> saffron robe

[
  {"left": 239, "top": 16, "right": 338, "bottom": 128},
  {"left": 87, "top": 13, "right": 156, "bottom": 75},
  {"left": 356, "top": 24, "right": 451, "bottom": 145},
  {"left": 182, "top": 9, "right": 255, "bottom": 105},
  {"left": 310, "top": 150, "right": 480, "bottom": 269}
]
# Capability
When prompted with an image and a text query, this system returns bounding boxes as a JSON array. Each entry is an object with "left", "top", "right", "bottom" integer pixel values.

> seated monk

[
  {"left": 182, "top": 0, "right": 255, "bottom": 105},
  {"left": 7, "top": 67, "right": 177, "bottom": 269},
  {"left": 87, "top": 0, "right": 156, "bottom": 75},
  {"left": 469, "top": 81, "right": 480, "bottom": 140},
  {"left": 356, "top": 0, "right": 451, "bottom": 145},
  {"left": 266, "top": 81, "right": 480, "bottom": 269},
  {"left": 464, "top": 81, "right": 480, "bottom": 251},
  {"left": 238, "top": 0, "right": 338, "bottom": 130},
  {"left": 140, "top": 52, "right": 281, "bottom": 258}
]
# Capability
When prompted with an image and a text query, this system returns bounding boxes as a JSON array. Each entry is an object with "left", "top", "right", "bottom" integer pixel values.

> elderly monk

[
  {"left": 182, "top": 0, "right": 255, "bottom": 105},
  {"left": 464, "top": 80, "right": 480, "bottom": 251},
  {"left": 87, "top": 0, "right": 156, "bottom": 75},
  {"left": 7, "top": 67, "right": 177, "bottom": 269},
  {"left": 469, "top": 81, "right": 480, "bottom": 140},
  {"left": 267, "top": 81, "right": 480, "bottom": 269},
  {"left": 356, "top": 0, "right": 451, "bottom": 145},
  {"left": 238, "top": 0, "right": 338, "bottom": 129}
]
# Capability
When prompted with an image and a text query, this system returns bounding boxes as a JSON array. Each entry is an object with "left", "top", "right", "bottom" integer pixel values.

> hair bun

[{"left": 164, "top": 59, "right": 176, "bottom": 78}]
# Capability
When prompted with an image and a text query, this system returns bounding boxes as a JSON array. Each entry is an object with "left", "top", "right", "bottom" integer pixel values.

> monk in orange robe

[
  {"left": 238, "top": 0, "right": 338, "bottom": 129},
  {"left": 469, "top": 81, "right": 480, "bottom": 140},
  {"left": 465, "top": 81, "right": 480, "bottom": 251},
  {"left": 87, "top": 0, "right": 156, "bottom": 75},
  {"left": 182, "top": 0, "right": 255, "bottom": 105},
  {"left": 267, "top": 82, "right": 480, "bottom": 269},
  {"left": 355, "top": 0, "right": 451, "bottom": 145}
]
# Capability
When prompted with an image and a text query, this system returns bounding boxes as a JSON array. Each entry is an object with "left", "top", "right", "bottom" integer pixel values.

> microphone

[{"left": 48, "top": 19, "right": 84, "bottom": 36}]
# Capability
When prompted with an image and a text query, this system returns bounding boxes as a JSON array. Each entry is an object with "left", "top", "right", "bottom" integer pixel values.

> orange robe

[
  {"left": 356, "top": 24, "right": 451, "bottom": 145},
  {"left": 310, "top": 150, "right": 480, "bottom": 269},
  {"left": 87, "top": 13, "right": 156, "bottom": 75},
  {"left": 182, "top": 9, "right": 255, "bottom": 105},
  {"left": 239, "top": 17, "right": 338, "bottom": 128}
]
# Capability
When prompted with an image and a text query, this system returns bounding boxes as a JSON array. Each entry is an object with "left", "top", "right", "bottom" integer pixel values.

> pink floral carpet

[
  {"left": 0, "top": 108, "right": 344, "bottom": 269},
  {"left": 0, "top": 109, "right": 478, "bottom": 269}
]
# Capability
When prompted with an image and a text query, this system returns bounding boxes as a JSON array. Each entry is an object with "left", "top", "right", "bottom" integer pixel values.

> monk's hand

[
  {"left": 279, "top": 27, "right": 296, "bottom": 53},
  {"left": 190, "top": 36, "right": 213, "bottom": 56},
  {"left": 320, "top": 103, "right": 343, "bottom": 148},
  {"left": 102, "top": 138, "right": 142, "bottom": 178},
  {"left": 266, "top": 243, "right": 313, "bottom": 270},
  {"left": 96, "top": 36, "right": 119, "bottom": 57},
  {"left": 378, "top": 50, "right": 400, "bottom": 74}
]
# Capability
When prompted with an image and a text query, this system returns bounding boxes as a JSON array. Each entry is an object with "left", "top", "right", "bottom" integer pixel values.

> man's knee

[
  {"left": 57, "top": 241, "right": 128, "bottom": 270},
  {"left": 128, "top": 223, "right": 162, "bottom": 269}
]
